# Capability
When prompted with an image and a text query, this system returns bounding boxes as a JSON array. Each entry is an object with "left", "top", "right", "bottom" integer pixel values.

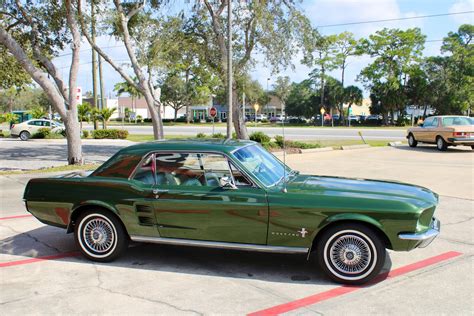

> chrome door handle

[{"left": 152, "top": 189, "right": 168, "bottom": 198}]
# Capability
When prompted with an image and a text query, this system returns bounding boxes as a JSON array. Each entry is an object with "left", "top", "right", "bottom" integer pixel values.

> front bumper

[
  {"left": 398, "top": 217, "right": 440, "bottom": 248},
  {"left": 447, "top": 137, "right": 474, "bottom": 145}
]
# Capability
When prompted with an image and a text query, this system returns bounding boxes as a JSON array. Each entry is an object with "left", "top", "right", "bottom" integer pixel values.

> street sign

[
  {"left": 253, "top": 103, "right": 259, "bottom": 112},
  {"left": 209, "top": 107, "right": 217, "bottom": 118},
  {"left": 320, "top": 107, "right": 325, "bottom": 115},
  {"left": 348, "top": 106, "right": 353, "bottom": 115}
]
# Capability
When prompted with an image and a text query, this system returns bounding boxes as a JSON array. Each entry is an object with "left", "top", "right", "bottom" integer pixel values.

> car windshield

[
  {"left": 442, "top": 117, "right": 473, "bottom": 126},
  {"left": 233, "top": 144, "right": 292, "bottom": 187}
]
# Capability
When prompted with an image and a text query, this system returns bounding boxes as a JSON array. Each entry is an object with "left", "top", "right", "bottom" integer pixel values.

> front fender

[{"left": 312, "top": 213, "right": 383, "bottom": 239}]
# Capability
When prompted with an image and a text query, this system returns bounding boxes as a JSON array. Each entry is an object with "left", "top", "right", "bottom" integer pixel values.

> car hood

[{"left": 285, "top": 174, "right": 438, "bottom": 205}]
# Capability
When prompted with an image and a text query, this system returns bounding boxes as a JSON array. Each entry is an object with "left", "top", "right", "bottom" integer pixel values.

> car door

[
  {"left": 151, "top": 152, "right": 269, "bottom": 244},
  {"left": 417, "top": 117, "right": 434, "bottom": 142}
]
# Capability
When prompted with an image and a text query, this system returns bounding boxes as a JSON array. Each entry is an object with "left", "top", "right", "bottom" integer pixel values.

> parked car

[
  {"left": 24, "top": 140, "right": 440, "bottom": 284},
  {"left": 407, "top": 115, "right": 474, "bottom": 151},
  {"left": 348, "top": 115, "right": 360, "bottom": 123},
  {"left": 10, "top": 119, "right": 65, "bottom": 140},
  {"left": 365, "top": 114, "right": 383, "bottom": 125},
  {"left": 255, "top": 114, "right": 268, "bottom": 122},
  {"left": 269, "top": 115, "right": 286, "bottom": 123}
]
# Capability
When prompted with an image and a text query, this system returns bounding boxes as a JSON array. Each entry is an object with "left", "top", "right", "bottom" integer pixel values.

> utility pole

[
  {"left": 226, "top": 0, "right": 233, "bottom": 139},
  {"left": 98, "top": 56, "right": 105, "bottom": 111},
  {"left": 91, "top": 1, "right": 98, "bottom": 109}
]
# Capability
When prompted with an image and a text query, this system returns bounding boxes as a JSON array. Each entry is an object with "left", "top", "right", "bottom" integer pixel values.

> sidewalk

[{"left": 0, "top": 138, "right": 133, "bottom": 171}]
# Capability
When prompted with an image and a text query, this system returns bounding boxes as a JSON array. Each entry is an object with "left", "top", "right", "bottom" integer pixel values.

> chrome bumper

[{"left": 398, "top": 218, "right": 440, "bottom": 248}]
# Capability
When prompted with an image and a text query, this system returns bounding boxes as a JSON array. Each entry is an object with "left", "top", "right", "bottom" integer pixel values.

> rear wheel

[
  {"left": 408, "top": 134, "right": 418, "bottom": 147},
  {"left": 316, "top": 223, "right": 386, "bottom": 285},
  {"left": 436, "top": 136, "right": 448, "bottom": 151},
  {"left": 19, "top": 131, "right": 30, "bottom": 141},
  {"left": 75, "top": 210, "right": 128, "bottom": 262}
]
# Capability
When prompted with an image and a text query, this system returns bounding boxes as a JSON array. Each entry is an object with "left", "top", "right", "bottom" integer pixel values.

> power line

[
  {"left": 316, "top": 11, "right": 474, "bottom": 28},
  {"left": 55, "top": 44, "right": 125, "bottom": 58}
]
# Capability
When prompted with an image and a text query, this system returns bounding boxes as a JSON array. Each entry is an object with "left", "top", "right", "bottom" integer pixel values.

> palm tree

[
  {"left": 77, "top": 103, "right": 91, "bottom": 131},
  {"left": 100, "top": 107, "right": 116, "bottom": 129},
  {"left": 29, "top": 106, "right": 47, "bottom": 119},
  {"left": 114, "top": 78, "right": 142, "bottom": 120}
]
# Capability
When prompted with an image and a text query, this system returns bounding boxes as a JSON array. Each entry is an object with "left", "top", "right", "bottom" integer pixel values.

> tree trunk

[
  {"left": 174, "top": 108, "right": 178, "bottom": 121},
  {"left": 64, "top": 112, "right": 83, "bottom": 165},
  {"left": 340, "top": 64, "right": 346, "bottom": 126},
  {"left": 141, "top": 85, "right": 163, "bottom": 139},
  {"left": 232, "top": 85, "right": 248, "bottom": 139}
]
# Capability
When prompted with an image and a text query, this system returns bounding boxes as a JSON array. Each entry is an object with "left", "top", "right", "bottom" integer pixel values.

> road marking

[
  {"left": 248, "top": 251, "right": 463, "bottom": 316},
  {"left": 0, "top": 251, "right": 80, "bottom": 268},
  {"left": 0, "top": 214, "right": 32, "bottom": 220}
]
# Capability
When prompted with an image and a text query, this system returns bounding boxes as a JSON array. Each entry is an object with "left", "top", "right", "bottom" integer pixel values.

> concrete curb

[
  {"left": 388, "top": 141, "right": 403, "bottom": 146},
  {"left": 300, "top": 147, "right": 334, "bottom": 154},
  {"left": 341, "top": 144, "right": 371, "bottom": 150}
]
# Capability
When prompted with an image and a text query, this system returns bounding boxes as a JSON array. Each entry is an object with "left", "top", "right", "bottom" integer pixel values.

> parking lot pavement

[
  {"left": 0, "top": 138, "right": 134, "bottom": 171},
  {"left": 0, "top": 145, "right": 473, "bottom": 314}
]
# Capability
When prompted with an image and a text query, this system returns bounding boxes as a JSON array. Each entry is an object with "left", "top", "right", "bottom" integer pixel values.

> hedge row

[{"left": 92, "top": 129, "right": 129, "bottom": 139}]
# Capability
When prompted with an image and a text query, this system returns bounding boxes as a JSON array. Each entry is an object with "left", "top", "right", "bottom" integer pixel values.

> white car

[{"left": 10, "top": 119, "right": 65, "bottom": 141}]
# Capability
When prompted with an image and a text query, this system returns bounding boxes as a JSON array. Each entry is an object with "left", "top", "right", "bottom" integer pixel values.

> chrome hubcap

[
  {"left": 83, "top": 218, "right": 115, "bottom": 253},
  {"left": 330, "top": 235, "right": 371, "bottom": 274}
]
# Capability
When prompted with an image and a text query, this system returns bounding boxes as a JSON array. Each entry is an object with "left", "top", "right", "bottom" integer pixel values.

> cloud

[{"left": 449, "top": 0, "right": 474, "bottom": 24}]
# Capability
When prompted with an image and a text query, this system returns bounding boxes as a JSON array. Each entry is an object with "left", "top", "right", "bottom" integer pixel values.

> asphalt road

[
  {"left": 0, "top": 145, "right": 472, "bottom": 314},
  {"left": 84, "top": 123, "right": 407, "bottom": 140}
]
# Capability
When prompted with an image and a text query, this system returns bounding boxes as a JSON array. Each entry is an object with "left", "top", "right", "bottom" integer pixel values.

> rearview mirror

[{"left": 220, "top": 176, "right": 237, "bottom": 190}]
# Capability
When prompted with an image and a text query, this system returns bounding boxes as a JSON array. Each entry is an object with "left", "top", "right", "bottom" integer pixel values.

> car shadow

[
  {"left": 394, "top": 145, "right": 473, "bottom": 153},
  {"left": 1, "top": 225, "right": 393, "bottom": 286}
]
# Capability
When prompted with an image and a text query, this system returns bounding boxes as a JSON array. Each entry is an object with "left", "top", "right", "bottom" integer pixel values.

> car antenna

[{"left": 282, "top": 108, "right": 288, "bottom": 193}]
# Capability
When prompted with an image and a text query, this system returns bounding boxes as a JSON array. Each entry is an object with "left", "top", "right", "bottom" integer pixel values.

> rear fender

[{"left": 67, "top": 200, "right": 119, "bottom": 233}]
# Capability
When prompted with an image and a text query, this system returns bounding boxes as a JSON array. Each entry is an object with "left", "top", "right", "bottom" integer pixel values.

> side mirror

[{"left": 220, "top": 176, "right": 237, "bottom": 190}]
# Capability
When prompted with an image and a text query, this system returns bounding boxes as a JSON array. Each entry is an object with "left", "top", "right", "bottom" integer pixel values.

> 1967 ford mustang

[{"left": 24, "top": 140, "right": 440, "bottom": 284}]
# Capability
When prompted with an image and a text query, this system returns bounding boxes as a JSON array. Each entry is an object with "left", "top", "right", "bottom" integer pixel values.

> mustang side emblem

[{"left": 298, "top": 228, "right": 308, "bottom": 238}]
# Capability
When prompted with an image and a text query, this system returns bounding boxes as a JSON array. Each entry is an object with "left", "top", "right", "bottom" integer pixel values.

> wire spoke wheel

[
  {"left": 83, "top": 217, "right": 115, "bottom": 253},
  {"left": 329, "top": 234, "right": 371, "bottom": 274},
  {"left": 317, "top": 224, "right": 385, "bottom": 285},
  {"left": 75, "top": 211, "right": 127, "bottom": 262}
]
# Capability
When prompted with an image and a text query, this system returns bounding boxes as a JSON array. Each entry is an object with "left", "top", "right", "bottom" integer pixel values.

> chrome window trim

[{"left": 128, "top": 150, "right": 263, "bottom": 189}]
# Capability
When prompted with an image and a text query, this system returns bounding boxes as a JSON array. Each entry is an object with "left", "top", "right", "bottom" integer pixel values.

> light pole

[
  {"left": 226, "top": 0, "right": 233, "bottom": 139},
  {"left": 266, "top": 77, "right": 270, "bottom": 117}
]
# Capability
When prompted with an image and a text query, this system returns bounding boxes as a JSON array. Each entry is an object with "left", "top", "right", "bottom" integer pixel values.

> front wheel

[
  {"left": 316, "top": 223, "right": 386, "bottom": 285},
  {"left": 408, "top": 134, "right": 418, "bottom": 147},
  {"left": 75, "top": 210, "right": 128, "bottom": 262}
]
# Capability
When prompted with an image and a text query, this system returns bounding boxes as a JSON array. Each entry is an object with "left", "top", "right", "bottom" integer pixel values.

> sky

[{"left": 52, "top": 0, "right": 474, "bottom": 98}]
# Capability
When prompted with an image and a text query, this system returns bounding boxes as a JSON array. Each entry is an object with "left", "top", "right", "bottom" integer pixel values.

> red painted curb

[
  {"left": 248, "top": 251, "right": 463, "bottom": 316},
  {"left": 0, "top": 214, "right": 33, "bottom": 220},
  {"left": 0, "top": 251, "right": 80, "bottom": 268}
]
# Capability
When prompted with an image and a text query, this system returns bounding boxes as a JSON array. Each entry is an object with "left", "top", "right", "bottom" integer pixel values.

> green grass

[
  {"left": 127, "top": 134, "right": 400, "bottom": 149},
  {"left": 126, "top": 134, "right": 191, "bottom": 142},
  {"left": 0, "top": 163, "right": 101, "bottom": 176},
  {"left": 304, "top": 139, "right": 402, "bottom": 149}
]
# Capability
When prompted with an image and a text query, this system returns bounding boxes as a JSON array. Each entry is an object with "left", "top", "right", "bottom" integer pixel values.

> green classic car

[{"left": 23, "top": 139, "right": 440, "bottom": 284}]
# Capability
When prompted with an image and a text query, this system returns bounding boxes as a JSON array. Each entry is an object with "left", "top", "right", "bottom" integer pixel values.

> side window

[
  {"left": 155, "top": 153, "right": 204, "bottom": 186},
  {"left": 43, "top": 121, "right": 51, "bottom": 127},
  {"left": 423, "top": 117, "right": 434, "bottom": 127},
  {"left": 229, "top": 163, "right": 253, "bottom": 187},
  {"left": 28, "top": 121, "right": 37, "bottom": 126},
  {"left": 432, "top": 118, "right": 438, "bottom": 127},
  {"left": 133, "top": 154, "right": 155, "bottom": 185},
  {"left": 200, "top": 154, "right": 232, "bottom": 187}
]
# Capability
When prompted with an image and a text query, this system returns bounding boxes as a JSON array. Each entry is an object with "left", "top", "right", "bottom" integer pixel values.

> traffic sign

[
  {"left": 320, "top": 107, "right": 325, "bottom": 115},
  {"left": 209, "top": 107, "right": 217, "bottom": 118}
]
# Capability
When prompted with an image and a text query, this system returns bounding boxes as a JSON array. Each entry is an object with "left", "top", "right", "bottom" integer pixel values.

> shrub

[
  {"left": 32, "top": 128, "right": 51, "bottom": 139},
  {"left": 211, "top": 133, "right": 225, "bottom": 139},
  {"left": 196, "top": 132, "right": 207, "bottom": 138},
  {"left": 92, "top": 129, "right": 129, "bottom": 139},
  {"left": 250, "top": 131, "right": 270, "bottom": 144},
  {"left": 82, "top": 130, "right": 89, "bottom": 138},
  {"left": 143, "top": 118, "right": 152, "bottom": 123},
  {"left": 274, "top": 135, "right": 285, "bottom": 148},
  {"left": 232, "top": 132, "right": 238, "bottom": 139},
  {"left": 0, "top": 130, "right": 4, "bottom": 138}
]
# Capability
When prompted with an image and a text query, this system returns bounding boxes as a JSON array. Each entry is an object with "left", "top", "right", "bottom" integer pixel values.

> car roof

[{"left": 120, "top": 138, "right": 257, "bottom": 156}]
